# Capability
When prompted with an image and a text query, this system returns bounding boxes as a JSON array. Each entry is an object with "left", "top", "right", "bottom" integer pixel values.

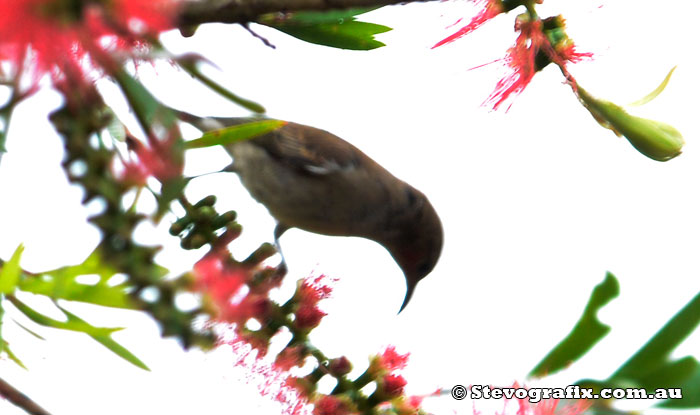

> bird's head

[{"left": 380, "top": 186, "right": 443, "bottom": 313}]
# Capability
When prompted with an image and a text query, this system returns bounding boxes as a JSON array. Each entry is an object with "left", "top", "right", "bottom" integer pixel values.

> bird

[{"left": 181, "top": 113, "right": 443, "bottom": 312}]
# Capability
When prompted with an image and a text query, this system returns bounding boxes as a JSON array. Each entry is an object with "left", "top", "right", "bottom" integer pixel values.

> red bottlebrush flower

[
  {"left": 380, "top": 374, "right": 407, "bottom": 398},
  {"left": 555, "top": 42, "right": 594, "bottom": 65},
  {"left": 432, "top": 0, "right": 505, "bottom": 48},
  {"left": 312, "top": 395, "right": 350, "bottom": 415},
  {"left": 274, "top": 345, "right": 309, "bottom": 371},
  {"left": 222, "top": 338, "right": 314, "bottom": 415},
  {"left": 296, "top": 274, "right": 334, "bottom": 306},
  {"left": 483, "top": 18, "right": 544, "bottom": 110},
  {"left": 369, "top": 346, "right": 409, "bottom": 375},
  {"left": 294, "top": 304, "right": 327, "bottom": 329},
  {"left": 0, "top": 0, "right": 178, "bottom": 82},
  {"left": 285, "top": 376, "right": 316, "bottom": 399},
  {"left": 484, "top": 15, "right": 592, "bottom": 110},
  {"left": 193, "top": 254, "right": 248, "bottom": 318}
]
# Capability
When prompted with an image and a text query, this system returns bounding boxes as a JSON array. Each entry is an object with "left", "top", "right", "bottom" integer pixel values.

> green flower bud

[
  {"left": 577, "top": 86, "right": 684, "bottom": 162},
  {"left": 194, "top": 195, "right": 217, "bottom": 207}
]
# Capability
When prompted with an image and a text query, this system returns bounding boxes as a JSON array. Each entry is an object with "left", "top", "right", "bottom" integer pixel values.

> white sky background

[{"left": 1, "top": 0, "right": 700, "bottom": 414}]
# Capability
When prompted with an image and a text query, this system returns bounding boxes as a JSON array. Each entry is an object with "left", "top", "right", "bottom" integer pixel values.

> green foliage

[
  {"left": 0, "top": 247, "right": 148, "bottom": 369},
  {"left": 177, "top": 57, "right": 266, "bottom": 114},
  {"left": 259, "top": 8, "right": 392, "bottom": 50},
  {"left": 610, "top": 292, "right": 700, "bottom": 408},
  {"left": 185, "top": 119, "right": 287, "bottom": 149},
  {"left": 113, "top": 69, "right": 177, "bottom": 130},
  {"left": 530, "top": 272, "right": 619, "bottom": 377},
  {"left": 7, "top": 296, "right": 149, "bottom": 370},
  {"left": 18, "top": 250, "right": 135, "bottom": 309},
  {"left": 534, "top": 273, "right": 700, "bottom": 409},
  {"left": 0, "top": 245, "right": 24, "bottom": 294}
]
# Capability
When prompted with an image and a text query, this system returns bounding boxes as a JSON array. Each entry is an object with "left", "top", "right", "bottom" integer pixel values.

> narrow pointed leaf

[
  {"left": 576, "top": 291, "right": 700, "bottom": 408},
  {"left": 629, "top": 66, "right": 677, "bottom": 106},
  {"left": 611, "top": 291, "right": 700, "bottom": 383},
  {"left": 179, "top": 60, "right": 265, "bottom": 114},
  {"left": 2, "top": 341, "right": 26, "bottom": 369},
  {"left": 12, "top": 319, "right": 45, "bottom": 340},
  {"left": 113, "top": 69, "right": 176, "bottom": 129},
  {"left": 530, "top": 273, "right": 619, "bottom": 377},
  {"left": 8, "top": 296, "right": 148, "bottom": 370},
  {"left": 260, "top": 8, "right": 391, "bottom": 50},
  {"left": 185, "top": 120, "right": 286, "bottom": 149},
  {"left": 0, "top": 245, "right": 24, "bottom": 294},
  {"left": 57, "top": 305, "right": 149, "bottom": 371}
]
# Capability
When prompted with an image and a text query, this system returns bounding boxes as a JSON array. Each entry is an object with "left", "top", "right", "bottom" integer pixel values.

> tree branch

[
  {"left": 177, "top": 0, "right": 437, "bottom": 27},
  {"left": 0, "top": 377, "right": 52, "bottom": 415}
]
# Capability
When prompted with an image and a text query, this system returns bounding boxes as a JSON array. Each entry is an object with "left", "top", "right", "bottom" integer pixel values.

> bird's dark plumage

[{"left": 186, "top": 114, "right": 443, "bottom": 312}]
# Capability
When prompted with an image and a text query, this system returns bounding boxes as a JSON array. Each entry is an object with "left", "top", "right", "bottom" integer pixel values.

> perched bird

[{"left": 184, "top": 114, "right": 443, "bottom": 312}]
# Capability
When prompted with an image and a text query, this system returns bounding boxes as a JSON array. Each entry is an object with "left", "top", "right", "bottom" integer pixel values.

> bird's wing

[
  {"left": 186, "top": 114, "right": 365, "bottom": 175},
  {"left": 254, "top": 122, "right": 363, "bottom": 175}
]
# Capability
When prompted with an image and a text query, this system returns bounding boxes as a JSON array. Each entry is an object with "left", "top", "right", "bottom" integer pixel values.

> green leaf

[
  {"left": 574, "top": 290, "right": 700, "bottom": 408},
  {"left": 612, "top": 291, "right": 700, "bottom": 379},
  {"left": 18, "top": 251, "right": 135, "bottom": 309},
  {"left": 13, "top": 319, "right": 45, "bottom": 340},
  {"left": 0, "top": 244, "right": 24, "bottom": 294},
  {"left": 260, "top": 8, "right": 392, "bottom": 50},
  {"left": 58, "top": 304, "right": 150, "bottom": 371},
  {"left": 628, "top": 66, "right": 677, "bottom": 106},
  {"left": 7, "top": 296, "right": 149, "bottom": 370},
  {"left": 658, "top": 369, "right": 700, "bottom": 408},
  {"left": 178, "top": 59, "right": 265, "bottom": 114},
  {"left": 114, "top": 70, "right": 175, "bottom": 128},
  {"left": 1, "top": 340, "right": 27, "bottom": 369},
  {"left": 185, "top": 120, "right": 287, "bottom": 149},
  {"left": 610, "top": 291, "right": 700, "bottom": 405},
  {"left": 0, "top": 297, "right": 26, "bottom": 369},
  {"left": 529, "top": 272, "right": 619, "bottom": 378}
]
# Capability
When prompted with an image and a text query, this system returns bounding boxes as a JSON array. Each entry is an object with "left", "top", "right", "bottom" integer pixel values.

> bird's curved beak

[{"left": 398, "top": 280, "right": 416, "bottom": 314}]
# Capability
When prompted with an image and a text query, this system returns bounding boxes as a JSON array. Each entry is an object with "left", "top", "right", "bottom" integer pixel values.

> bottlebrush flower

[
  {"left": 295, "top": 274, "right": 334, "bottom": 305},
  {"left": 0, "top": 0, "right": 178, "bottom": 82},
  {"left": 193, "top": 254, "right": 248, "bottom": 318},
  {"left": 369, "top": 346, "right": 409, "bottom": 375},
  {"left": 294, "top": 304, "right": 327, "bottom": 330},
  {"left": 312, "top": 395, "right": 352, "bottom": 415},
  {"left": 291, "top": 273, "right": 335, "bottom": 330},
  {"left": 483, "top": 14, "right": 592, "bottom": 110},
  {"left": 380, "top": 374, "right": 408, "bottom": 398},
  {"left": 274, "top": 345, "right": 309, "bottom": 371},
  {"left": 223, "top": 338, "right": 314, "bottom": 415},
  {"left": 433, "top": 0, "right": 524, "bottom": 48}
]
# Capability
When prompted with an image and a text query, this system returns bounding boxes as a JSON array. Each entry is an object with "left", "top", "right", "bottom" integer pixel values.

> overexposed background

[{"left": 1, "top": 0, "right": 699, "bottom": 414}]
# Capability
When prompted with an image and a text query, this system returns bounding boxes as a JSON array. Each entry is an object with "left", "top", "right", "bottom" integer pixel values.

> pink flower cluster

[
  {"left": 434, "top": 0, "right": 592, "bottom": 110},
  {"left": 0, "top": 0, "right": 178, "bottom": 82}
]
